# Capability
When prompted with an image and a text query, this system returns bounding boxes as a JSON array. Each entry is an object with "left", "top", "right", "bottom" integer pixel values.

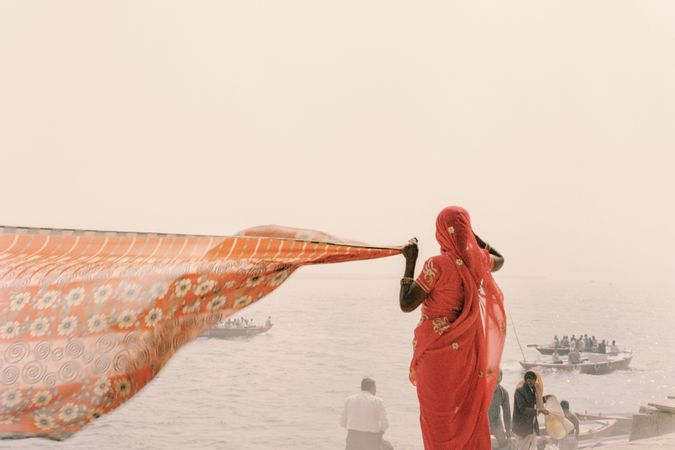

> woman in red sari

[{"left": 400, "top": 206, "right": 506, "bottom": 450}]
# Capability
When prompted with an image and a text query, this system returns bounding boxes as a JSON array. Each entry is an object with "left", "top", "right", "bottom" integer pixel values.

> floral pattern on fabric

[
  {"left": 0, "top": 225, "right": 399, "bottom": 440},
  {"left": 418, "top": 259, "right": 438, "bottom": 293}
]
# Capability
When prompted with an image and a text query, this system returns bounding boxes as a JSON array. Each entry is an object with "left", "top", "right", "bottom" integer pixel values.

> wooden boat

[
  {"left": 535, "top": 345, "right": 571, "bottom": 355},
  {"left": 202, "top": 323, "right": 273, "bottom": 338},
  {"left": 520, "top": 352, "right": 632, "bottom": 374},
  {"left": 578, "top": 417, "right": 618, "bottom": 440},
  {"left": 538, "top": 417, "right": 619, "bottom": 450},
  {"left": 576, "top": 412, "right": 633, "bottom": 437},
  {"left": 534, "top": 345, "right": 616, "bottom": 356},
  {"left": 578, "top": 352, "right": 632, "bottom": 374},
  {"left": 520, "top": 359, "right": 579, "bottom": 371}
]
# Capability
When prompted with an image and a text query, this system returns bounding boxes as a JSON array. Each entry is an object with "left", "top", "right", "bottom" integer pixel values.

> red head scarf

[{"left": 435, "top": 206, "right": 506, "bottom": 409}]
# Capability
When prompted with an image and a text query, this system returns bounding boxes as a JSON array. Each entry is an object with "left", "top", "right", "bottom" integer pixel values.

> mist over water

[{"left": 11, "top": 274, "right": 675, "bottom": 450}]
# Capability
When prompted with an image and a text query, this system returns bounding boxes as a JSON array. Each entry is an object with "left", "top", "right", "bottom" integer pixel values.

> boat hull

[
  {"left": 536, "top": 346, "right": 571, "bottom": 355},
  {"left": 578, "top": 355, "right": 632, "bottom": 374},
  {"left": 520, "top": 353, "right": 632, "bottom": 375},
  {"left": 520, "top": 361, "right": 578, "bottom": 371},
  {"left": 202, "top": 324, "right": 273, "bottom": 338}
]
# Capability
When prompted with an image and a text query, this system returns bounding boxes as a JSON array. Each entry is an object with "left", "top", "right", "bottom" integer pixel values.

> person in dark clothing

[
  {"left": 512, "top": 371, "right": 549, "bottom": 450},
  {"left": 488, "top": 369, "right": 511, "bottom": 449}
]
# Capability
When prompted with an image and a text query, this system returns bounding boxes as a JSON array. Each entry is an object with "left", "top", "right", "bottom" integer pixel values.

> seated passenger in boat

[
  {"left": 575, "top": 338, "right": 584, "bottom": 351},
  {"left": 560, "top": 336, "right": 569, "bottom": 348},
  {"left": 608, "top": 340, "right": 620, "bottom": 354},
  {"left": 568, "top": 349, "right": 581, "bottom": 364},
  {"left": 551, "top": 335, "right": 560, "bottom": 348},
  {"left": 551, "top": 350, "right": 562, "bottom": 364},
  {"left": 558, "top": 400, "right": 580, "bottom": 450}
]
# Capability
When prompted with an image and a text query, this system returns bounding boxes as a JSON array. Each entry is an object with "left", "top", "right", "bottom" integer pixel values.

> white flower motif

[
  {"left": 174, "top": 279, "right": 192, "bottom": 298},
  {"left": 182, "top": 301, "right": 201, "bottom": 314},
  {"left": 87, "top": 408, "right": 104, "bottom": 421},
  {"left": 121, "top": 283, "right": 140, "bottom": 301},
  {"left": 29, "top": 317, "right": 50, "bottom": 337},
  {"left": 0, "top": 321, "right": 20, "bottom": 339},
  {"left": 64, "top": 287, "right": 85, "bottom": 307},
  {"left": 93, "top": 378, "right": 111, "bottom": 397},
  {"left": 206, "top": 296, "right": 227, "bottom": 311},
  {"left": 117, "top": 309, "right": 136, "bottom": 329},
  {"left": 455, "top": 259, "right": 464, "bottom": 266},
  {"left": 114, "top": 378, "right": 131, "bottom": 397},
  {"left": 32, "top": 391, "right": 53, "bottom": 407},
  {"left": 58, "top": 403, "right": 79, "bottom": 423},
  {"left": 233, "top": 295, "right": 252, "bottom": 308},
  {"left": 34, "top": 412, "right": 55, "bottom": 430},
  {"left": 94, "top": 284, "right": 113, "bottom": 304},
  {"left": 245, "top": 276, "right": 262, "bottom": 288},
  {"left": 447, "top": 226, "right": 455, "bottom": 234},
  {"left": 423, "top": 260, "right": 438, "bottom": 286},
  {"left": 223, "top": 280, "right": 236, "bottom": 289},
  {"left": 194, "top": 279, "right": 217, "bottom": 296},
  {"left": 57, "top": 316, "right": 78, "bottom": 336},
  {"left": 1, "top": 389, "right": 22, "bottom": 408},
  {"left": 0, "top": 415, "right": 16, "bottom": 425},
  {"left": 36, "top": 290, "right": 60, "bottom": 309},
  {"left": 9, "top": 292, "right": 30, "bottom": 311},
  {"left": 451, "top": 342, "right": 460, "bottom": 350},
  {"left": 88, "top": 314, "right": 108, "bottom": 333},
  {"left": 149, "top": 282, "right": 169, "bottom": 300},
  {"left": 144, "top": 308, "right": 163, "bottom": 328},
  {"left": 268, "top": 271, "right": 288, "bottom": 287}
]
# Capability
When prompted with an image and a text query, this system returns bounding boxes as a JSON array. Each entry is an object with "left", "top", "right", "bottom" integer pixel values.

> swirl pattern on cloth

[{"left": 0, "top": 225, "right": 399, "bottom": 440}]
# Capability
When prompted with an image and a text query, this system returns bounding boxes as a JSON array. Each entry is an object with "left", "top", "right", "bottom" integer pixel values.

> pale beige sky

[{"left": 1, "top": 1, "right": 674, "bottom": 283}]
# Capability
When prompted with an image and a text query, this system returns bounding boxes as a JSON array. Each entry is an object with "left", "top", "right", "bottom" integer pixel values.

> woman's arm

[
  {"left": 474, "top": 233, "right": 504, "bottom": 272},
  {"left": 399, "top": 240, "right": 427, "bottom": 313}
]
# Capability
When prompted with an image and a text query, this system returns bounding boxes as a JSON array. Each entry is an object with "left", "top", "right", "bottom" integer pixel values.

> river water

[{"left": 5, "top": 274, "right": 674, "bottom": 449}]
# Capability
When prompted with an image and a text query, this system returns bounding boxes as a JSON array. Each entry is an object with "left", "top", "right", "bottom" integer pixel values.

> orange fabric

[
  {"left": 409, "top": 207, "right": 506, "bottom": 450},
  {"left": 0, "top": 225, "right": 399, "bottom": 440}
]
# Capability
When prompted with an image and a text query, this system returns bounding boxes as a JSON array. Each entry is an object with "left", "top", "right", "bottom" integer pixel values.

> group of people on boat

[
  {"left": 220, "top": 316, "right": 273, "bottom": 329},
  {"left": 550, "top": 334, "right": 620, "bottom": 354}
]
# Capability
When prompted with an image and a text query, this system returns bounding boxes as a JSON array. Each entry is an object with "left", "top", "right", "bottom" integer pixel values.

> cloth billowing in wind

[{"left": 0, "top": 225, "right": 399, "bottom": 440}]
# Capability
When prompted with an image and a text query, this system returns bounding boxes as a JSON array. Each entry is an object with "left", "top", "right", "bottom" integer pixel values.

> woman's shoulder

[{"left": 424, "top": 254, "right": 453, "bottom": 267}]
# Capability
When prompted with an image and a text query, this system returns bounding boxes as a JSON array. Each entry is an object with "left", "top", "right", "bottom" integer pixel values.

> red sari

[{"left": 410, "top": 207, "right": 506, "bottom": 450}]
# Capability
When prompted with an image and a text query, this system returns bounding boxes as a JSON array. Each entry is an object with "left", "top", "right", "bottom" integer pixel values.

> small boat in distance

[
  {"left": 520, "top": 351, "right": 633, "bottom": 375},
  {"left": 202, "top": 317, "right": 273, "bottom": 339},
  {"left": 579, "top": 352, "right": 632, "bottom": 375}
]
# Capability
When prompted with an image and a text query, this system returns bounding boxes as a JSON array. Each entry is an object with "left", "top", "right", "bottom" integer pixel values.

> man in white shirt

[{"left": 340, "top": 377, "right": 391, "bottom": 450}]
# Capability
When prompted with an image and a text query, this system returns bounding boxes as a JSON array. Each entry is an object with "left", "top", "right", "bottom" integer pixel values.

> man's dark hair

[
  {"left": 524, "top": 371, "right": 537, "bottom": 381},
  {"left": 560, "top": 400, "right": 570, "bottom": 410},
  {"left": 361, "top": 377, "right": 376, "bottom": 392}
]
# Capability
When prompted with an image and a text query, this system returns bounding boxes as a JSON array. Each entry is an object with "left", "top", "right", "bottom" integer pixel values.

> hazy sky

[{"left": 2, "top": 1, "right": 674, "bottom": 283}]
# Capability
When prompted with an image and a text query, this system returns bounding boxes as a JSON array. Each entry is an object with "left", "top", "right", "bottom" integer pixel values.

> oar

[{"left": 508, "top": 308, "right": 527, "bottom": 362}]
